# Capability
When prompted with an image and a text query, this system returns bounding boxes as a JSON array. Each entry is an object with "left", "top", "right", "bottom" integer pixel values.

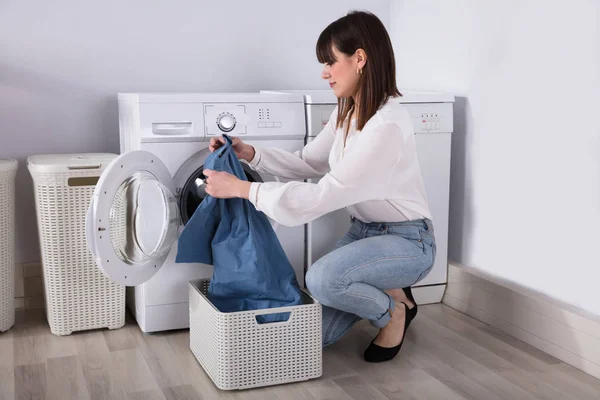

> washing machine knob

[{"left": 217, "top": 113, "right": 236, "bottom": 132}]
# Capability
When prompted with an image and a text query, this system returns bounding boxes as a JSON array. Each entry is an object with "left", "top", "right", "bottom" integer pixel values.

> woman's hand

[
  {"left": 203, "top": 169, "right": 251, "bottom": 200},
  {"left": 208, "top": 136, "right": 256, "bottom": 162}
]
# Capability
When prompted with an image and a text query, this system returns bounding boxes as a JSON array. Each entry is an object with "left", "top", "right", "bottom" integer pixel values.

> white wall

[
  {"left": 390, "top": 1, "right": 600, "bottom": 315},
  {"left": 0, "top": 0, "right": 390, "bottom": 265}
]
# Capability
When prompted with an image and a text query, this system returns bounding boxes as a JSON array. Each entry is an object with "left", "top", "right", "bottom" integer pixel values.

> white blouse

[{"left": 247, "top": 99, "right": 432, "bottom": 227}]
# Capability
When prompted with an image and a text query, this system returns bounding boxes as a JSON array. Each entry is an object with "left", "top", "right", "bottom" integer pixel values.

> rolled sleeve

[{"left": 248, "top": 182, "right": 262, "bottom": 210}]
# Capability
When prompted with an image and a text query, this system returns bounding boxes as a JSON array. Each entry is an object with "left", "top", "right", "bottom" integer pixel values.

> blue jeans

[{"left": 305, "top": 217, "right": 436, "bottom": 347}]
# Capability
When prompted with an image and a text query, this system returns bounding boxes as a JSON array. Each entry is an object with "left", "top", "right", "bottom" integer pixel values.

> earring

[{"left": 356, "top": 67, "right": 363, "bottom": 75}]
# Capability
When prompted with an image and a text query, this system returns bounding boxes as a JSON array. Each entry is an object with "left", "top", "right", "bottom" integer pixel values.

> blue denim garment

[{"left": 175, "top": 135, "right": 302, "bottom": 322}]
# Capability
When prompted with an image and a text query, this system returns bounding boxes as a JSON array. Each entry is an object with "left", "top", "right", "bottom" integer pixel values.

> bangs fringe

[{"left": 316, "top": 29, "right": 337, "bottom": 65}]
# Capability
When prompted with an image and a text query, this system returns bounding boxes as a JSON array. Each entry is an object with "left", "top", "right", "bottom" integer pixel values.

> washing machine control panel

[
  {"left": 403, "top": 103, "right": 454, "bottom": 134},
  {"left": 204, "top": 101, "right": 305, "bottom": 139},
  {"left": 120, "top": 93, "right": 307, "bottom": 151}
]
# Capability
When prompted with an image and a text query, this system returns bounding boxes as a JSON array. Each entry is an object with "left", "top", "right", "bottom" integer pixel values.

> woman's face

[{"left": 321, "top": 46, "right": 362, "bottom": 99}]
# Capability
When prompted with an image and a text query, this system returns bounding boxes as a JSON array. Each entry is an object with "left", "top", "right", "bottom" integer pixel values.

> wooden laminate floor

[{"left": 1, "top": 304, "right": 598, "bottom": 400}]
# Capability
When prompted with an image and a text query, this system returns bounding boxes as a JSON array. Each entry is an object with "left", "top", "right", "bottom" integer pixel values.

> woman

[{"left": 203, "top": 10, "right": 435, "bottom": 363}]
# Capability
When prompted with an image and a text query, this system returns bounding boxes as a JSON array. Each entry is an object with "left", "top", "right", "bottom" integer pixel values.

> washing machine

[
  {"left": 262, "top": 89, "right": 454, "bottom": 304},
  {"left": 86, "top": 93, "right": 307, "bottom": 333}
]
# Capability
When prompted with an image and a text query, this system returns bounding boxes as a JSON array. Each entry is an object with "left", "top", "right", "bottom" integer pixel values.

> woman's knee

[
  {"left": 305, "top": 264, "right": 325, "bottom": 298},
  {"left": 305, "top": 262, "right": 338, "bottom": 303}
]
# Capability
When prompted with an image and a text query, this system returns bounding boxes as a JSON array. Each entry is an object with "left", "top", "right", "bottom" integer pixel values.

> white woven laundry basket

[
  {"left": 0, "top": 159, "right": 18, "bottom": 332},
  {"left": 27, "top": 154, "right": 125, "bottom": 336},
  {"left": 189, "top": 279, "right": 322, "bottom": 390}
]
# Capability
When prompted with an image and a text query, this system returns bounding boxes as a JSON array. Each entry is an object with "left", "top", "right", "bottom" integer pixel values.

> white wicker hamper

[
  {"left": 189, "top": 279, "right": 323, "bottom": 390},
  {"left": 0, "top": 159, "right": 17, "bottom": 332},
  {"left": 27, "top": 154, "right": 125, "bottom": 336}
]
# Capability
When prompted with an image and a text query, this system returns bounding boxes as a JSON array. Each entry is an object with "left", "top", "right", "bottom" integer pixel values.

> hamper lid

[
  {"left": 27, "top": 153, "right": 117, "bottom": 173},
  {"left": 0, "top": 159, "right": 18, "bottom": 172}
]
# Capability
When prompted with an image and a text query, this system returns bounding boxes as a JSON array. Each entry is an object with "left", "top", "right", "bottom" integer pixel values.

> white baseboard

[
  {"left": 413, "top": 284, "right": 446, "bottom": 304},
  {"left": 443, "top": 261, "right": 600, "bottom": 380}
]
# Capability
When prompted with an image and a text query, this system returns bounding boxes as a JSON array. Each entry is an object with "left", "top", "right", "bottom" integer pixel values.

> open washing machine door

[{"left": 86, "top": 151, "right": 180, "bottom": 286}]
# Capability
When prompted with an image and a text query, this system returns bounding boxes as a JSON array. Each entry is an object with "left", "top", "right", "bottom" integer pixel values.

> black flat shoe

[{"left": 363, "top": 302, "right": 410, "bottom": 363}]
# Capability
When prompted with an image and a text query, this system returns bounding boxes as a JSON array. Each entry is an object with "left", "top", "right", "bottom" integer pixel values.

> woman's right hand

[{"left": 208, "top": 136, "right": 255, "bottom": 162}]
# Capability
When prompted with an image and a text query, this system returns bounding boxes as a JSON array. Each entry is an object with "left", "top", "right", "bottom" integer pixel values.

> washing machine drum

[{"left": 179, "top": 163, "right": 263, "bottom": 225}]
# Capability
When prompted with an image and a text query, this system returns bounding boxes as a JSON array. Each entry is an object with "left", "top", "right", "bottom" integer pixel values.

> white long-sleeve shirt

[{"left": 247, "top": 98, "right": 432, "bottom": 227}]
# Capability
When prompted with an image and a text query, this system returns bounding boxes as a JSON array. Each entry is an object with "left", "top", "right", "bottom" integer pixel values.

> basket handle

[
  {"left": 67, "top": 177, "right": 100, "bottom": 187},
  {"left": 67, "top": 164, "right": 102, "bottom": 170},
  {"left": 253, "top": 310, "right": 293, "bottom": 326}
]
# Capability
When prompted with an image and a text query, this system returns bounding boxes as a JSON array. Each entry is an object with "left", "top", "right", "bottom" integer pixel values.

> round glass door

[
  {"left": 87, "top": 151, "right": 179, "bottom": 286},
  {"left": 110, "top": 171, "right": 179, "bottom": 265}
]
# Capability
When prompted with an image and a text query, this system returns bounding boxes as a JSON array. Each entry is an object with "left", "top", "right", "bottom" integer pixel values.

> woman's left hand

[{"left": 203, "top": 169, "right": 251, "bottom": 199}]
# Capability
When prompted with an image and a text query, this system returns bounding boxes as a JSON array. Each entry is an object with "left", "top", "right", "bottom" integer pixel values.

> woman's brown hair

[{"left": 316, "top": 10, "right": 401, "bottom": 132}]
